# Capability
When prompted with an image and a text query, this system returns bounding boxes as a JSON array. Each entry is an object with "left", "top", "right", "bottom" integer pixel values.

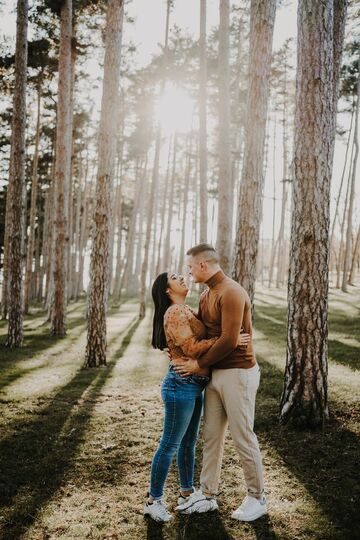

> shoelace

[{"left": 154, "top": 500, "right": 170, "bottom": 518}]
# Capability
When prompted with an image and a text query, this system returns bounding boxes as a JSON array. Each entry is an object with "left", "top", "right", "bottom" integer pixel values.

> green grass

[{"left": 0, "top": 287, "right": 359, "bottom": 539}]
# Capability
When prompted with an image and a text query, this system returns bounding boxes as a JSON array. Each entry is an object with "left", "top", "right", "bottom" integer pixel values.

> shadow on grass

[
  {"left": 254, "top": 304, "right": 360, "bottom": 371},
  {"left": 256, "top": 356, "right": 360, "bottom": 540},
  {"left": 328, "top": 339, "right": 360, "bottom": 370},
  {"left": 0, "top": 321, "right": 86, "bottom": 395},
  {"left": 0, "top": 316, "right": 141, "bottom": 540}
]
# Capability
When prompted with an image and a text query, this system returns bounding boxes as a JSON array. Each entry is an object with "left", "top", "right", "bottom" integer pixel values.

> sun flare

[{"left": 155, "top": 83, "right": 195, "bottom": 134}]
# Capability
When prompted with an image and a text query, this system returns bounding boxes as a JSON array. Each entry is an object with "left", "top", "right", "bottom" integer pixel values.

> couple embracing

[{"left": 143, "top": 243, "right": 266, "bottom": 523}]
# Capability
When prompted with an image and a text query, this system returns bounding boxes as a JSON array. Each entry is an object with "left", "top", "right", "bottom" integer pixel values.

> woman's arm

[{"left": 165, "top": 306, "right": 216, "bottom": 373}]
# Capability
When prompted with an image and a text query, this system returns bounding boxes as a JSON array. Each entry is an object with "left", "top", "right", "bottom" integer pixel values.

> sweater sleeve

[
  {"left": 166, "top": 305, "right": 217, "bottom": 359},
  {"left": 197, "top": 288, "right": 245, "bottom": 368}
]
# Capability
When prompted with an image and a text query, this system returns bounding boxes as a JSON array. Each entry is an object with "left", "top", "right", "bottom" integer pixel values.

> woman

[{"left": 144, "top": 271, "right": 249, "bottom": 522}]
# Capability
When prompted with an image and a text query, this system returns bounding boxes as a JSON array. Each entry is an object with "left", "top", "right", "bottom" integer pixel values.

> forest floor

[{"left": 0, "top": 286, "right": 359, "bottom": 540}]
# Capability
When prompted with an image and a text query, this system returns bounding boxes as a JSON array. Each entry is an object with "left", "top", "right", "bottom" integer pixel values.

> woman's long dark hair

[{"left": 152, "top": 272, "right": 172, "bottom": 350}]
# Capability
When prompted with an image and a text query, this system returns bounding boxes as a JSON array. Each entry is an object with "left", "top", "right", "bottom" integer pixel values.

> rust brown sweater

[{"left": 197, "top": 270, "right": 256, "bottom": 369}]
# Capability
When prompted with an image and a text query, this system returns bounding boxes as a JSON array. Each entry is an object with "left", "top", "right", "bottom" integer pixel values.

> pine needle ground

[{"left": 0, "top": 288, "right": 359, "bottom": 540}]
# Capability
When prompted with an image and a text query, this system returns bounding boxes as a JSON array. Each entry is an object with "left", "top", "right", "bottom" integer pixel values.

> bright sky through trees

[{"left": 155, "top": 84, "right": 195, "bottom": 135}]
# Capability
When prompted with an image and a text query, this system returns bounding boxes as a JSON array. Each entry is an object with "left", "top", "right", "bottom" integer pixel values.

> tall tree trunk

[
  {"left": 24, "top": 82, "right": 42, "bottom": 314},
  {"left": 280, "top": 0, "right": 347, "bottom": 427},
  {"left": 163, "top": 133, "right": 177, "bottom": 270},
  {"left": 155, "top": 140, "right": 172, "bottom": 276},
  {"left": 233, "top": 0, "right": 276, "bottom": 304},
  {"left": 51, "top": 0, "right": 73, "bottom": 335},
  {"left": 76, "top": 154, "right": 90, "bottom": 298},
  {"left": 336, "top": 153, "right": 352, "bottom": 288},
  {"left": 199, "top": 0, "right": 208, "bottom": 243},
  {"left": 329, "top": 100, "right": 355, "bottom": 258},
  {"left": 342, "top": 56, "right": 359, "bottom": 292},
  {"left": 178, "top": 134, "right": 193, "bottom": 273},
  {"left": 131, "top": 155, "right": 148, "bottom": 296},
  {"left": 268, "top": 112, "right": 277, "bottom": 287},
  {"left": 217, "top": 0, "right": 232, "bottom": 272},
  {"left": 139, "top": 130, "right": 161, "bottom": 318},
  {"left": 85, "top": 0, "right": 124, "bottom": 367},
  {"left": 118, "top": 159, "right": 142, "bottom": 297},
  {"left": 4, "top": 0, "right": 28, "bottom": 346}
]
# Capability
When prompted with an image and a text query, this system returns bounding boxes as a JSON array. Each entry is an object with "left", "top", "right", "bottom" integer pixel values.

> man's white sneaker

[
  {"left": 175, "top": 489, "right": 218, "bottom": 514},
  {"left": 144, "top": 499, "right": 173, "bottom": 522},
  {"left": 231, "top": 495, "right": 267, "bottom": 522}
]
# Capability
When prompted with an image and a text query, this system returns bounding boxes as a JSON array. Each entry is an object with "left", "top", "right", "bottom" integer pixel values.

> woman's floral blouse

[{"left": 164, "top": 303, "right": 217, "bottom": 360}]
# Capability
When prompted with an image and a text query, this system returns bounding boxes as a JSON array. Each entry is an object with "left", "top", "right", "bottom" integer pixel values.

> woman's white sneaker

[
  {"left": 144, "top": 499, "right": 173, "bottom": 522},
  {"left": 231, "top": 495, "right": 267, "bottom": 522}
]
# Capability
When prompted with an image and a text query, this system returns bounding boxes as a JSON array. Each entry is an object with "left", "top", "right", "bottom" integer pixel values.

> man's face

[{"left": 187, "top": 255, "right": 206, "bottom": 283}]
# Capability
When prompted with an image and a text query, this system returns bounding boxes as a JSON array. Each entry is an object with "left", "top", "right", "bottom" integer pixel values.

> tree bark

[
  {"left": 4, "top": 0, "right": 28, "bottom": 346},
  {"left": 23, "top": 82, "right": 42, "bottom": 313},
  {"left": 163, "top": 133, "right": 177, "bottom": 270},
  {"left": 84, "top": 0, "right": 124, "bottom": 367},
  {"left": 280, "top": 0, "right": 347, "bottom": 427},
  {"left": 217, "top": 0, "right": 232, "bottom": 272},
  {"left": 342, "top": 55, "right": 359, "bottom": 292},
  {"left": 51, "top": 0, "right": 73, "bottom": 336},
  {"left": 199, "top": 0, "right": 208, "bottom": 243},
  {"left": 233, "top": 0, "right": 276, "bottom": 304}
]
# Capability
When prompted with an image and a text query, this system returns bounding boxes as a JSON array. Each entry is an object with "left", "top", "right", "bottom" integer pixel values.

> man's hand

[{"left": 172, "top": 358, "right": 202, "bottom": 377}]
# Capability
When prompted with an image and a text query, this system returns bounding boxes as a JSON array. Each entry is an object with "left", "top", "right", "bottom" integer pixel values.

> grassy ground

[{"left": 0, "top": 287, "right": 359, "bottom": 540}]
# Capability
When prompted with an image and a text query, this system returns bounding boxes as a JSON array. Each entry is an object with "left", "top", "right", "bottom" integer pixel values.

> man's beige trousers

[{"left": 200, "top": 364, "right": 264, "bottom": 499}]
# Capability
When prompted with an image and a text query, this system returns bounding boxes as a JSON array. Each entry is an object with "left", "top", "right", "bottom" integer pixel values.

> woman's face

[{"left": 167, "top": 272, "right": 189, "bottom": 297}]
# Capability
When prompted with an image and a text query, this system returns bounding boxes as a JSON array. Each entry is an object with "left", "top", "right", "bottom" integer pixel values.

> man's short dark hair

[
  {"left": 186, "top": 244, "right": 219, "bottom": 264},
  {"left": 186, "top": 243, "right": 216, "bottom": 257}
]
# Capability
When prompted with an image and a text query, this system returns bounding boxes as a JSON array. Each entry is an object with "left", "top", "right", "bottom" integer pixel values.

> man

[{"left": 173, "top": 243, "right": 266, "bottom": 522}]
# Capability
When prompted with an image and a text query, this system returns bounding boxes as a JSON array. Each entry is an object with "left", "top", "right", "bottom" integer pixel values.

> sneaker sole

[
  {"left": 180, "top": 502, "right": 218, "bottom": 514},
  {"left": 231, "top": 507, "right": 267, "bottom": 522},
  {"left": 144, "top": 512, "right": 172, "bottom": 522}
]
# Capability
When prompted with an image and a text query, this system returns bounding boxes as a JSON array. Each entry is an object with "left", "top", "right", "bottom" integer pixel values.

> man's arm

[{"left": 197, "top": 288, "right": 245, "bottom": 368}]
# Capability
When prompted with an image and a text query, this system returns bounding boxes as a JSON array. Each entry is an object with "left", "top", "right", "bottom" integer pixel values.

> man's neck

[{"left": 203, "top": 266, "right": 221, "bottom": 283}]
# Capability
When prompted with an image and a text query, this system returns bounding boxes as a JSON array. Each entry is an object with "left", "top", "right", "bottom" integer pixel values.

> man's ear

[{"left": 199, "top": 261, "right": 206, "bottom": 271}]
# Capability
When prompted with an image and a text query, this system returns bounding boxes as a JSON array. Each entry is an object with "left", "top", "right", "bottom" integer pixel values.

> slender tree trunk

[
  {"left": 118, "top": 160, "right": 142, "bottom": 297},
  {"left": 233, "top": 0, "right": 276, "bottom": 304},
  {"left": 4, "top": 0, "right": 28, "bottom": 346},
  {"left": 178, "top": 134, "right": 193, "bottom": 273},
  {"left": 336, "top": 154, "right": 352, "bottom": 288},
  {"left": 23, "top": 82, "right": 42, "bottom": 313},
  {"left": 84, "top": 0, "right": 124, "bottom": 367},
  {"left": 155, "top": 140, "right": 172, "bottom": 276},
  {"left": 342, "top": 56, "right": 359, "bottom": 292},
  {"left": 199, "top": 0, "right": 208, "bottom": 243},
  {"left": 39, "top": 188, "right": 50, "bottom": 302},
  {"left": 51, "top": 0, "right": 73, "bottom": 335},
  {"left": 329, "top": 100, "right": 355, "bottom": 257},
  {"left": 163, "top": 133, "right": 177, "bottom": 269},
  {"left": 280, "top": 0, "right": 347, "bottom": 427},
  {"left": 139, "top": 129, "right": 161, "bottom": 318},
  {"left": 76, "top": 155, "right": 90, "bottom": 298},
  {"left": 349, "top": 224, "right": 360, "bottom": 285},
  {"left": 217, "top": 0, "right": 232, "bottom": 272},
  {"left": 268, "top": 113, "right": 277, "bottom": 287}
]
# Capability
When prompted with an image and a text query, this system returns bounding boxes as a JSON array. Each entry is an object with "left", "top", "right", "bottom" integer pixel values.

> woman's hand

[{"left": 238, "top": 332, "right": 251, "bottom": 348}]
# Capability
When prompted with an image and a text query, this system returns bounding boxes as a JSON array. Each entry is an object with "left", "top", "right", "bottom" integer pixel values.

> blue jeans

[{"left": 149, "top": 367, "right": 209, "bottom": 499}]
